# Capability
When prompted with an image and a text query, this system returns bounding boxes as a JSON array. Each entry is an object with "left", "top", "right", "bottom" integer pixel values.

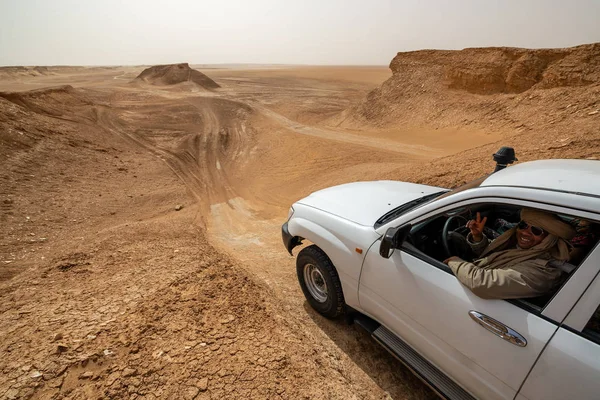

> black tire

[{"left": 296, "top": 245, "right": 345, "bottom": 319}]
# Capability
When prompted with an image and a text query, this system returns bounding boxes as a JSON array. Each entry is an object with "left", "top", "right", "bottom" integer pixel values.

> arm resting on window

[{"left": 447, "top": 258, "right": 558, "bottom": 300}]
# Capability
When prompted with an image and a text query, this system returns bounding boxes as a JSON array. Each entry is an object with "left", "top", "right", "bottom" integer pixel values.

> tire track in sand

[
  {"left": 94, "top": 97, "right": 253, "bottom": 209},
  {"left": 241, "top": 100, "right": 443, "bottom": 158}
]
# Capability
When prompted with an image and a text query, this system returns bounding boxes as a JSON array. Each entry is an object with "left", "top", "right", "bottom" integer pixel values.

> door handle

[{"left": 468, "top": 310, "right": 527, "bottom": 347}]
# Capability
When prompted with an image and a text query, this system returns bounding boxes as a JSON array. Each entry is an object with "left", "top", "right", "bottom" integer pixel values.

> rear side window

[{"left": 583, "top": 306, "right": 600, "bottom": 345}]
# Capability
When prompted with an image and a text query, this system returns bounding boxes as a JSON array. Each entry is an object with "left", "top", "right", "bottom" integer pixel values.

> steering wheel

[{"left": 441, "top": 215, "right": 472, "bottom": 259}]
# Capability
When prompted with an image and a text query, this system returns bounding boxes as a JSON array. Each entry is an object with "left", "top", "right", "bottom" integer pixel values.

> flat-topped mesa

[
  {"left": 134, "top": 63, "right": 220, "bottom": 89},
  {"left": 390, "top": 43, "right": 600, "bottom": 94},
  {"left": 333, "top": 43, "right": 600, "bottom": 131}
]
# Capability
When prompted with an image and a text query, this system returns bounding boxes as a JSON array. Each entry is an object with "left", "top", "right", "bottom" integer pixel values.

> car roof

[{"left": 480, "top": 159, "right": 600, "bottom": 198}]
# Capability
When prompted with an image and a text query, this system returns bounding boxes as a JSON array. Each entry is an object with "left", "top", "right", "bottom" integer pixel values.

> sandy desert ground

[{"left": 1, "top": 45, "right": 599, "bottom": 399}]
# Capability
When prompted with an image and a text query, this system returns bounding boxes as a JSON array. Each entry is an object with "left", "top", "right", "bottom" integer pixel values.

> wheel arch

[
  {"left": 288, "top": 217, "right": 360, "bottom": 308},
  {"left": 288, "top": 217, "right": 354, "bottom": 261},
  {"left": 296, "top": 244, "right": 346, "bottom": 318}
]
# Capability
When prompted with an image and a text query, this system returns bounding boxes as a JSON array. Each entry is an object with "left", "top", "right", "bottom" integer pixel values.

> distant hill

[
  {"left": 326, "top": 43, "right": 600, "bottom": 188},
  {"left": 0, "top": 66, "right": 54, "bottom": 78},
  {"left": 332, "top": 43, "right": 600, "bottom": 135},
  {"left": 134, "top": 63, "right": 220, "bottom": 89},
  {"left": 0, "top": 85, "right": 95, "bottom": 117}
]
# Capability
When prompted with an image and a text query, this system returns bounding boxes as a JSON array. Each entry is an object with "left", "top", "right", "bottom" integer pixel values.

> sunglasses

[{"left": 517, "top": 220, "right": 546, "bottom": 236}]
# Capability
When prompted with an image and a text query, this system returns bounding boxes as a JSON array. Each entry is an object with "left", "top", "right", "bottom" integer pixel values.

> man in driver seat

[{"left": 444, "top": 208, "right": 575, "bottom": 299}]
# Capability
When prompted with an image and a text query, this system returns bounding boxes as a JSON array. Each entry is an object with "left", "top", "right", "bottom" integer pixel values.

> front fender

[
  {"left": 286, "top": 215, "right": 379, "bottom": 310},
  {"left": 288, "top": 217, "right": 354, "bottom": 260}
]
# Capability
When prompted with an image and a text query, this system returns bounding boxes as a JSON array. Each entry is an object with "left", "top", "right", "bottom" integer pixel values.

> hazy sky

[{"left": 1, "top": 0, "right": 599, "bottom": 66}]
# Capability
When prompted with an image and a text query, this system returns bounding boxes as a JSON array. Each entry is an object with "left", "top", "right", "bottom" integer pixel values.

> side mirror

[{"left": 379, "top": 224, "right": 412, "bottom": 259}]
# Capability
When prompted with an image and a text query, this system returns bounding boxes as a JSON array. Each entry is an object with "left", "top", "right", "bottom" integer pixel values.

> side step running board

[{"left": 353, "top": 314, "right": 475, "bottom": 400}]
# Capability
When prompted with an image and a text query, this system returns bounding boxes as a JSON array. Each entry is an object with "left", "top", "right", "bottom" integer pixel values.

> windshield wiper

[{"left": 374, "top": 190, "right": 447, "bottom": 228}]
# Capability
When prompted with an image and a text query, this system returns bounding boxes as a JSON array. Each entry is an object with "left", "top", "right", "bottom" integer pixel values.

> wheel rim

[{"left": 303, "top": 263, "right": 328, "bottom": 303}]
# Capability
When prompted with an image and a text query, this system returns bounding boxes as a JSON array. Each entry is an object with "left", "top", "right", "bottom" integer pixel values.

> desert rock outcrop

[
  {"left": 134, "top": 63, "right": 220, "bottom": 89},
  {"left": 335, "top": 43, "right": 600, "bottom": 134}
]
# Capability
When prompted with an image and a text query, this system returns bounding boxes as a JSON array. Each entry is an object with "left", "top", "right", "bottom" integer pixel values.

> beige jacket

[{"left": 448, "top": 233, "right": 565, "bottom": 300}]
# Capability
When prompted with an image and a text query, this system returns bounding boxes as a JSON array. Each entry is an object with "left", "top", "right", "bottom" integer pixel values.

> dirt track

[{"left": 1, "top": 59, "right": 598, "bottom": 399}]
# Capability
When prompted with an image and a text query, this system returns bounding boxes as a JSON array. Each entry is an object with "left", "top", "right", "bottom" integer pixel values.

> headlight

[{"left": 287, "top": 206, "right": 295, "bottom": 221}]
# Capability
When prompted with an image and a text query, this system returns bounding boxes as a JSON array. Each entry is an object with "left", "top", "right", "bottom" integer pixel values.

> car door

[
  {"left": 358, "top": 199, "right": 592, "bottom": 400},
  {"left": 516, "top": 245, "right": 600, "bottom": 400}
]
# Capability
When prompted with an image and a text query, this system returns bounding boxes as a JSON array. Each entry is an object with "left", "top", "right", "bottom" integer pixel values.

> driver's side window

[
  {"left": 405, "top": 203, "right": 598, "bottom": 310},
  {"left": 408, "top": 203, "right": 521, "bottom": 264}
]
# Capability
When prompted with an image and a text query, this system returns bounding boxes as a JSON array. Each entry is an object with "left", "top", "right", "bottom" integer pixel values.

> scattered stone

[
  {"left": 30, "top": 371, "right": 43, "bottom": 379},
  {"left": 184, "top": 386, "right": 200, "bottom": 400},
  {"left": 106, "top": 371, "right": 121, "bottom": 386},
  {"left": 199, "top": 343, "right": 207, "bottom": 347},
  {"left": 122, "top": 368, "right": 137, "bottom": 377},
  {"left": 198, "top": 377, "right": 209, "bottom": 391},
  {"left": 21, "top": 365, "right": 31, "bottom": 372},
  {"left": 175, "top": 204, "right": 184, "bottom": 211},
  {"left": 86, "top": 334, "right": 97, "bottom": 340},
  {"left": 48, "top": 376, "right": 65, "bottom": 388},
  {"left": 219, "top": 314, "right": 236, "bottom": 324},
  {"left": 103, "top": 349, "right": 114, "bottom": 356},
  {"left": 79, "top": 371, "right": 94, "bottom": 379},
  {"left": 52, "top": 333, "right": 63, "bottom": 341},
  {"left": 152, "top": 350, "right": 164, "bottom": 358},
  {"left": 589, "top": 110, "right": 599, "bottom": 115},
  {"left": 56, "top": 344, "right": 69, "bottom": 353}
]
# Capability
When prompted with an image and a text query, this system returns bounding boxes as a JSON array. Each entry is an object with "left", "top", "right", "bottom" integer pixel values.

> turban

[
  {"left": 520, "top": 208, "right": 576, "bottom": 241},
  {"left": 480, "top": 208, "right": 576, "bottom": 267}
]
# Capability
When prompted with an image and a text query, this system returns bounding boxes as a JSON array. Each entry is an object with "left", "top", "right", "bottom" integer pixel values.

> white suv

[{"left": 282, "top": 156, "right": 600, "bottom": 400}]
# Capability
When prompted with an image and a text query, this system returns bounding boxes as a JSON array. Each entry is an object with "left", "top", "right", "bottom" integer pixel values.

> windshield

[
  {"left": 374, "top": 190, "right": 448, "bottom": 228},
  {"left": 374, "top": 175, "right": 489, "bottom": 229}
]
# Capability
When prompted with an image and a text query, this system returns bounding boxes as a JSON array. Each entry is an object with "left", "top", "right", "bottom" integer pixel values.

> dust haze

[{"left": 1, "top": 43, "right": 599, "bottom": 399}]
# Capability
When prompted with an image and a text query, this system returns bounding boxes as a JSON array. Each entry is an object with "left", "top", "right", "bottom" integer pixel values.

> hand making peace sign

[{"left": 466, "top": 212, "right": 487, "bottom": 242}]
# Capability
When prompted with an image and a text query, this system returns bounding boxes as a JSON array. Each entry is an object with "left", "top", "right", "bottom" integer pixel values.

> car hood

[{"left": 297, "top": 181, "right": 445, "bottom": 226}]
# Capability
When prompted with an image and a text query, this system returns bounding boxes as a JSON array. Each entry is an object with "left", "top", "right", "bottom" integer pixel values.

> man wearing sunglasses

[{"left": 443, "top": 208, "right": 576, "bottom": 300}]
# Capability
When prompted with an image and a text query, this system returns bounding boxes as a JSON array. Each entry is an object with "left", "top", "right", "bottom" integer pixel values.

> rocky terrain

[{"left": 1, "top": 43, "right": 599, "bottom": 399}]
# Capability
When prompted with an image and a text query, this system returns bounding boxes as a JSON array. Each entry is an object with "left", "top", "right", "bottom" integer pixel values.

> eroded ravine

[{"left": 0, "top": 74, "right": 452, "bottom": 399}]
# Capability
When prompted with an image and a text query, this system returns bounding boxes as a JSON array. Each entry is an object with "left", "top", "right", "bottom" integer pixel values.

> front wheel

[{"left": 296, "top": 245, "right": 345, "bottom": 319}]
